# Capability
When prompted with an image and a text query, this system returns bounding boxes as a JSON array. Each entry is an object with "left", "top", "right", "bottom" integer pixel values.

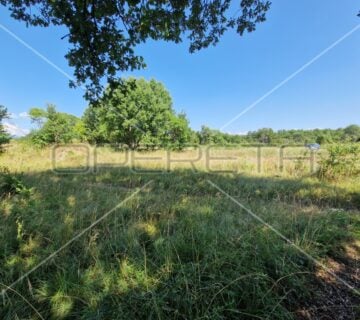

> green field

[{"left": 1, "top": 143, "right": 359, "bottom": 319}]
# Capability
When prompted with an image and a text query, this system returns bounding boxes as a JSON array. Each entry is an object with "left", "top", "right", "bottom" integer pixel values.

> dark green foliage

[
  {"left": 0, "top": 0, "right": 270, "bottom": 99},
  {"left": 251, "top": 127, "right": 274, "bottom": 144},
  {"left": 83, "top": 78, "right": 193, "bottom": 149},
  {"left": 0, "top": 105, "right": 11, "bottom": 150},
  {"left": 29, "top": 104, "right": 84, "bottom": 146},
  {"left": 165, "top": 113, "right": 193, "bottom": 150},
  {"left": 198, "top": 125, "right": 226, "bottom": 144},
  {"left": 0, "top": 166, "right": 31, "bottom": 197},
  {"left": 21, "top": 96, "right": 360, "bottom": 148},
  {"left": 318, "top": 143, "right": 360, "bottom": 180},
  {"left": 344, "top": 124, "right": 360, "bottom": 142},
  {"left": 197, "top": 125, "right": 360, "bottom": 146}
]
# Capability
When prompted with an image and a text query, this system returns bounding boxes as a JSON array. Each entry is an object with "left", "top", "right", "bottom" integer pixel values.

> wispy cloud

[
  {"left": 9, "top": 112, "right": 18, "bottom": 119},
  {"left": 19, "top": 111, "right": 29, "bottom": 118},
  {"left": 3, "top": 121, "right": 30, "bottom": 137},
  {"left": 8, "top": 111, "right": 30, "bottom": 119}
]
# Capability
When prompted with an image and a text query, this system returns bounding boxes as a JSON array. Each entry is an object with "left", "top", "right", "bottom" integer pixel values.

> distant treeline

[
  {"left": 3, "top": 78, "right": 359, "bottom": 149},
  {"left": 197, "top": 125, "right": 360, "bottom": 146}
]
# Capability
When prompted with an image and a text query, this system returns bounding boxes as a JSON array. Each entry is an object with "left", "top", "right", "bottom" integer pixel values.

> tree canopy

[
  {"left": 0, "top": 105, "right": 11, "bottom": 150},
  {"left": 28, "top": 104, "right": 83, "bottom": 146},
  {"left": 83, "top": 78, "right": 192, "bottom": 149},
  {"left": 19, "top": 99, "right": 360, "bottom": 148},
  {"left": 0, "top": 0, "right": 271, "bottom": 99},
  {"left": 196, "top": 125, "right": 360, "bottom": 146}
]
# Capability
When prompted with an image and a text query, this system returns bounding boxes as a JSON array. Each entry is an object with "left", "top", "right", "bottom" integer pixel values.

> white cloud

[
  {"left": 6, "top": 111, "right": 29, "bottom": 119},
  {"left": 3, "top": 122, "right": 30, "bottom": 137},
  {"left": 19, "top": 112, "right": 29, "bottom": 118}
]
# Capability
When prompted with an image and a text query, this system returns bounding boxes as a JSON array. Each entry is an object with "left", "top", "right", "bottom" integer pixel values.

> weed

[
  {"left": 318, "top": 143, "right": 360, "bottom": 181},
  {"left": 0, "top": 144, "right": 359, "bottom": 319},
  {"left": 0, "top": 166, "right": 32, "bottom": 197}
]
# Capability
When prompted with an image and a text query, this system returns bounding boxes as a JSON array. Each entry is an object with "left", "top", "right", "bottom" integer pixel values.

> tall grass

[
  {"left": 318, "top": 143, "right": 360, "bottom": 181},
  {"left": 0, "top": 143, "right": 359, "bottom": 319}
]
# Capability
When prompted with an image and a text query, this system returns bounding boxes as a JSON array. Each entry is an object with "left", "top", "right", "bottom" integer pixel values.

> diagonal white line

[
  {"left": 0, "top": 23, "right": 80, "bottom": 86},
  {"left": 206, "top": 179, "right": 360, "bottom": 296},
  {"left": 1, "top": 180, "right": 153, "bottom": 297},
  {"left": 220, "top": 23, "right": 360, "bottom": 131},
  {"left": 0, "top": 23, "right": 147, "bottom": 134}
]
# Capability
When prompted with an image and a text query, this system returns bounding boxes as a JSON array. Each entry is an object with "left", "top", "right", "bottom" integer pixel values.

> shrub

[
  {"left": 318, "top": 143, "right": 360, "bottom": 180},
  {"left": 29, "top": 104, "right": 83, "bottom": 147},
  {"left": 0, "top": 166, "right": 31, "bottom": 197}
]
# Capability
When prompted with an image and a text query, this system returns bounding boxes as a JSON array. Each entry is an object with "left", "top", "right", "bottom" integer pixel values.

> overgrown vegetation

[
  {"left": 3, "top": 86, "right": 358, "bottom": 319},
  {"left": 197, "top": 124, "right": 360, "bottom": 145},
  {"left": 1, "top": 2, "right": 359, "bottom": 318},
  {"left": 0, "top": 145, "right": 359, "bottom": 319},
  {"left": 83, "top": 78, "right": 193, "bottom": 149},
  {"left": 20, "top": 77, "right": 360, "bottom": 150},
  {"left": 0, "top": 166, "right": 31, "bottom": 198},
  {"left": 318, "top": 143, "right": 360, "bottom": 181},
  {"left": 0, "top": 105, "right": 11, "bottom": 151},
  {"left": 28, "top": 104, "right": 84, "bottom": 146}
]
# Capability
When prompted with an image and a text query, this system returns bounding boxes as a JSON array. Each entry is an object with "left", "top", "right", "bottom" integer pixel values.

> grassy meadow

[{"left": 0, "top": 142, "right": 359, "bottom": 319}]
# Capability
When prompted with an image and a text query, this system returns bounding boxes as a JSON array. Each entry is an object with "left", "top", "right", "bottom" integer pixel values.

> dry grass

[
  {"left": 0, "top": 142, "right": 359, "bottom": 319},
  {"left": 1, "top": 142, "right": 327, "bottom": 176}
]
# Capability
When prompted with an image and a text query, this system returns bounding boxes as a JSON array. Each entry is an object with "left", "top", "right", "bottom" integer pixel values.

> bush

[
  {"left": 0, "top": 166, "right": 31, "bottom": 197},
  {"left": 29, "top": 104, "right": 84, "bottom": 147},
  {"left": 318, "top": 143, "right": 360, "bottom": 180}
]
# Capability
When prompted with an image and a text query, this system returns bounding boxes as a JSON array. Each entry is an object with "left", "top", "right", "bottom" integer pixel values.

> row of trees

[
  {"left": 198, "top": 125, "right": 360, "bottom": 146},
  {"left": 6, "top": 77, "right": 359, "bottom": 150},
  {"left": 27, "top": 78, "right": 194, "bottom": 149}
]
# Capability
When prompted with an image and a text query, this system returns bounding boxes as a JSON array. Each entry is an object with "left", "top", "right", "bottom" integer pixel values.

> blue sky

[{"left": 1, "top": 0, "right": 360, "bottom": 135}]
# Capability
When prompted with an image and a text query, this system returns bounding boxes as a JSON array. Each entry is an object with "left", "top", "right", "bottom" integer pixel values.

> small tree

[
  {"left": 316, "top": 134, "right": 332, "bottom": 145},
  {"left": 29, "top": 104, "right": 83, "bottom": 146},
  {"left": 82, "top": 106, "right": 108, "bottom": 144},
  {"left": 318, "top": 143, "right": 360, "bottom": 180},
  {"left": 344, "top": 124, "right": 360, "bottom": 142},
  {"left": 84, "top": 78, "right": 192, "bottom": 149},
  {"left": 29, "top": 107, "right": 48, "bottom": 128},
  {"left": 164, "top": 113, "right": 192, "bottom": 150},
  {"left": 0, "top": 105, "right": 11, "bottom": 151},
  {"left": 198, "top": 126, "right": 213, "bottom": 144},
  {"left": 254, "top": 128, "right": 274, "bottom": 144}
]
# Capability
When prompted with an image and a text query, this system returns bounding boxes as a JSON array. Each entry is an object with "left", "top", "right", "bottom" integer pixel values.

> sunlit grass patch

[{"left": 0, "top": 144, "right": 358, "bottom": 319}]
